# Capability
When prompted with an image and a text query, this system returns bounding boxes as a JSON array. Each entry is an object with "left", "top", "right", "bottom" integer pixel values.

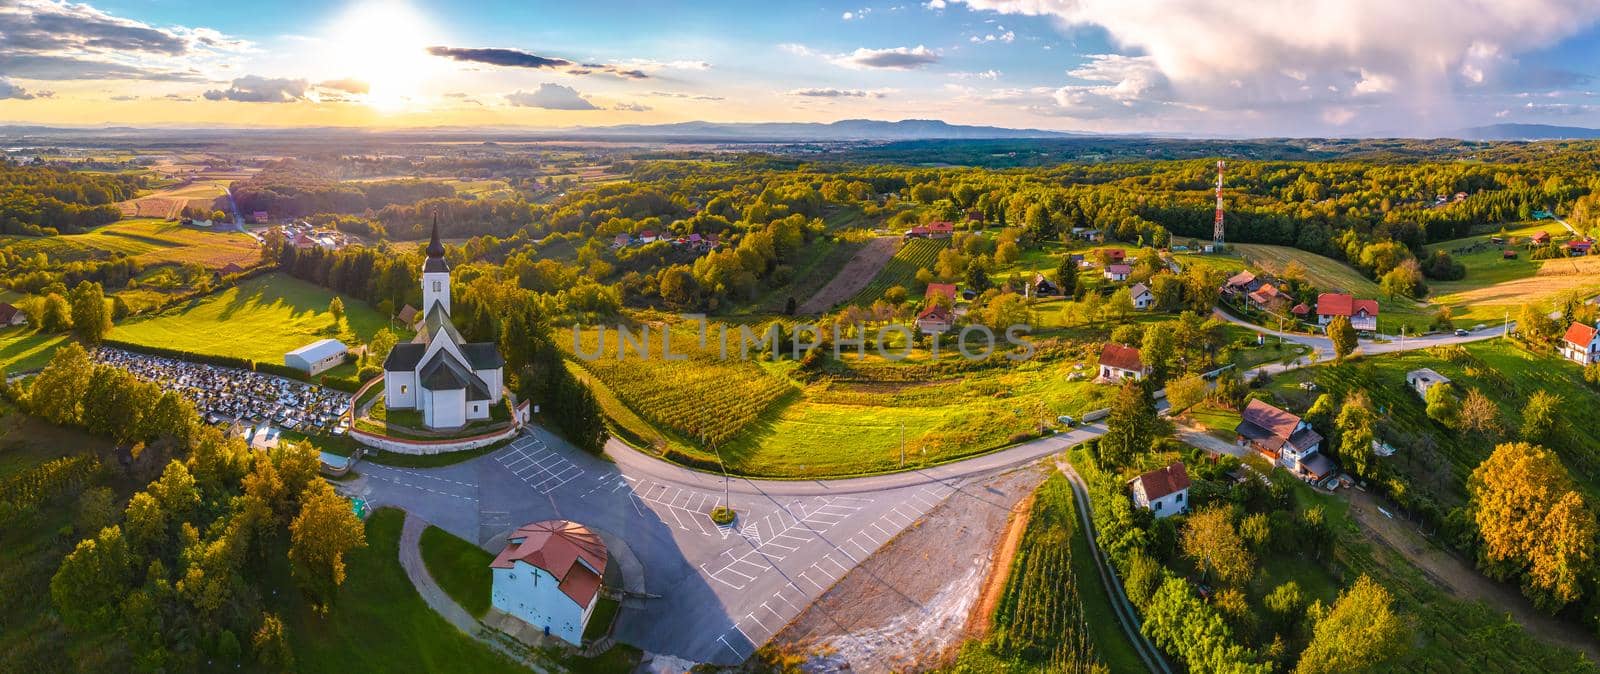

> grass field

[
  {"left": 0, "top": 218, "right": 257, "bottom": 270},
  {"left": 0, "top": 327, "right": 70, "bottom": 374},
  {"left": 113, "top": 273, "right": 388, "bottom": 372},
  {"left": 1229, "top": 243, "right": 1436, "bottom": 332},
  {"left": 848, "top": 238, "right": 949, "bottom": 304},
  {"left": 1423, "top": 222, "right": 1600, "bottom": 324},
  {"left": 118, "top": 180, "right": 227, "bottom": 219},
  {"left": 420, "top": 524, "right": 494, "bottom": 618}
]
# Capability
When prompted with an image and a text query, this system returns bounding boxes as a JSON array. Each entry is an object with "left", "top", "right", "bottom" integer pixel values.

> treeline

[
  {"left": 230, "top": 164, "right": 455, "bottom": 218},
  {"left": 0, "top": 162, "right": 139, "bottom": 235},
  {"left": 15, "top": 343, "right": 367, "bottom": 670}
]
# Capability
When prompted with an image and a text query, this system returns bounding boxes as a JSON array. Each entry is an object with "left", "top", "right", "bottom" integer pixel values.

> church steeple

[
  {"left": 425, "top": 213, "right": 446, "bottom": 259},
  {"left": 421, "top": 212, "right": 451, "bottom": 314}
]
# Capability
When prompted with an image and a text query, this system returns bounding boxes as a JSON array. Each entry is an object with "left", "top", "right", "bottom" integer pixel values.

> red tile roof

[
  {"left": 1225, "top": 270, "right": 1256, "bottom": 288},
  {"left": 1315, "top": 293, "right": 1378, "bottom": 317},
  {"left": 1352, "top": 298, "right": 1379, "bottom": 316},
  {"left": 1133, "top": 462, "right": 1191, "bottom": 500},
  {"left": 1101, "top": 248, "right": 1126, "bottom": 261},
  {"left": 1566, "top": 322, "right": 1598, "bottom": 347},
  {"left": 927, "top": 221, "right": 954, "bottom": 232},
  {"left": 491, "top": 520, "right": 609, "bottom": 607},
  {"left": 917, "top": 304, "right": 951, "bottom": 321},
  {"left": 1291, "top": 303, "right": 1310, "bottom": 315},
  {"left": 0, "top": 303, "right": 19, "bottom": 324},
  {"left": 1099, "top": 343, "right": 1144, "bottom": 372},
  {"left": 1241, "top": 399, "right": 1302, "bottom": 440},
  {"left": 925, "top": 283, "right": 958, "bottom": 302},
  {"left": 1532, "top": 230, "right": 1551, "bottom": 243},
  {"left": 1107, "top": 264, "right": 1132, "bottom": 275}
]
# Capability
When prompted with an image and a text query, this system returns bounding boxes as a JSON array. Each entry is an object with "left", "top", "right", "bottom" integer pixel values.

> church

[{"left": 382, "top": 220, "right": 506, "bottom": 429}]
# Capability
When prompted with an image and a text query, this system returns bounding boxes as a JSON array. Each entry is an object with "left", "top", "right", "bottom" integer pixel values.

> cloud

[
  {"left": 950, "top": 69, "right": 1002, "bottom": 80},
  {"left": 428, "top": 45, "right": 649, "bottom": 79},
  {"left": 953, "top": 0, "right": 1600, "bottom": 130},
  {"left": 163, "top": 92, "right": 192, "bottom": 101},
  {"left": 925, "top": 0, "right": 947, "bottom": 8},
  {"left": 831, "top": 45, "right": 940, "bottom": 69},
  {"left": 427, "top": 46, "right": 570, "bottom": 69},
  {"left": 969, "top": 29, "right": 1015, "bottom": 44},
  {"left": 0, "top": 78, "right": 36, "bottom": 99},
  {"left": 203, "top": 75, "right": 308, "bottom": 103},
  {"left": 615, "top": 58, "right": 712, "bottom": 72},
  {"left": 613, "top": 102, "right": 652, "bottom": 111},
  {"left": 317, "top": 78, "right": 369, "bottom": 95},
  {"left": 109, "top": 94, "right": 139, "bottom": 101},
  {"left": 787, "top": 87, "right": 889, "bottom": 98},
  {"left": 647, "top": 90, "right": 725, "bottom": 101},
  {"left": 0, "top": 0, "right": 246, "bottom": 82},
  {"left": 505, "top": 83, "right": 600, "bottom": 110},
  {"left": 842, "top": 8, "right": 871, "bottom": 20}
]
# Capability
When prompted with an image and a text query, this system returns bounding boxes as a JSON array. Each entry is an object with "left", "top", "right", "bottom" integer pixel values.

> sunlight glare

[{"left": 324, "top": 1, "right": 443, "bottom": 113}]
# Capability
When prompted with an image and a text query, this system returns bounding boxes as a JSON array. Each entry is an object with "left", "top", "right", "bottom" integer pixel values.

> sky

[{"left": 3, "top": 0, "right": 1600, "bottom": 136}]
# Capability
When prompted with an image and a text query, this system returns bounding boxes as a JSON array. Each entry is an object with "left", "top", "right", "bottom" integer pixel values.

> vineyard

[
  {"left": 0, "top": 455, "right": 102, "bottom": 527},
  {"left": 567, "top": 325, "right": 797, "bottom": 446},
  {"left": 848, "top": 238, "right": 950, "bottom": 305},
  {"left": 988, "top": 474, "right": 1106, "bottom": 673}
]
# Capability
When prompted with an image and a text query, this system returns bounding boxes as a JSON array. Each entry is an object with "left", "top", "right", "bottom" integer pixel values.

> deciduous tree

[
  {"left": 1295, "top": 576, "right": 1407, "bottom": 674},
  {"left": 1469, "top": 442, "right": 1597, "bottom": 610},
  {"left": 1327, "top": 315, "right": 1356, "bottom": 361},
  {"left": 68, "top": 280, "right": 111, "bottom": 343},
  {"left": 1100, "top": 380, "right": 1168, "bottom": 467},
  {"left": 1182, "top": 505, "right": 1254, "bottom": 586},
  {"left": 288, "top": 480, "right": 367, "bottom": 608}
]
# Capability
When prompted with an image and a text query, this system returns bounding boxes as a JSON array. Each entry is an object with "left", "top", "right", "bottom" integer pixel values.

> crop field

[
  {"left": 117, "top": 180, "right": 228, "bottom": 219},
  {"left": 0, "top": 328, "right": 71, "bottom": 374},
  {"left": 848, "top": 238, "right": 950, "bottom": 304},
  {"left": 113, "top": 273, "right": 389, "bottom": 370},
  {"left": 1423, "top": 222, "right": 1600, "bottom": 322},
  {"left": 0, "top": 218, "right": 257, "bottom": 270},
  {"left": 567, "top": 326, "right": 797, "bottom": 446},
  {"left": 1232, "top": 243, "right": 1378, "bottom": 296}
]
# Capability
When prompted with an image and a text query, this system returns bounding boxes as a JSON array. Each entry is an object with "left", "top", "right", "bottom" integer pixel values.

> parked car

[
  {"left": 1057, "top": 415, "right": 1077, "bottom": 427},
  {"left": 1454, "top": 328, "right": 1469, "bottom": 336}
]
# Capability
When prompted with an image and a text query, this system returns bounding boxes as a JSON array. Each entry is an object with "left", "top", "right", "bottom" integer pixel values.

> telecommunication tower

[{"left": 1213, "top": 159, "right": 1226, "bottom": 247}]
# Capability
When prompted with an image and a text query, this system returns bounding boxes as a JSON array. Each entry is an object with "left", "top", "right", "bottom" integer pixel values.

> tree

[
  {"left": 328, "top": 296, "right": 345, "bottom": 323},
  {"left": 51, "top": 525, "right": 136, "bottom": 630},
  {"left": 981, "top": 293, "right": 1030, "bottom": 331},
  {"left": 963, "top": 258, "right": 990, "bottom": 293},
  {"left": 367, "top": 327, "right": 398, "bottom": 367},
  {"left": 68, "top": 280, "right": 112, "bottom": 343},
  {"left": 1296, "top": 576, "right": 1408, "bottom": 674},
  {"left": 1517, "top": 302, "right": 1559, "bottom": 348},
  {"left": 1166, "top": 374, "right": 1208, "bottom": 412},
  {"left": 253, "top": 613, "right": 293, "bottom": 669},
  {"left": 1424, "top": 383, "right": 1458, "bottom": 427},
  {"left": 75, "top": 486, "right": 118, "bottom": 535},
  {"left": 1520, "top": 391, "right": 1564, "bottom": 448},
  {"left": 1106, "top": 287, "right": 1133, "bottom": 323},
  {"left": 1327, "top": 315, "right": 1356, "bottom": 361},
  {"left": 1182, "top": 505, "right": 1254, "bottom": 586},
  {"left": 289, "top": 480, "right": 367, "bottom": 608},
  {"left": 1459, "top": 387, "right": 1502, "bottom": 439},
  {"left": 1336, "top": 392, "right": 1378, "bottom": 480},
  {"left": 1100, "top": 380, "right": 1168, "bottom": 467},
  {"left": 1140, "top": 323, "right": 1177, "bottom": 383},
  {"left": 1469, "top": 442, "right": 1597, "bottom": 610},
  {"left": 1150, "top": 274, "right": 1183, "bottom": 312},
  {"left": 1264, "top": 581, "right": 1306, "bottom": 629},
  {"left": 39, "top": 292, "right": 73, "bottom": 333},
  {"left": 29, "top": 342, "right": 94, "bottom": 425},
  {"left": 1055, "top": 254, "right": 1078, "bottom": 298}
]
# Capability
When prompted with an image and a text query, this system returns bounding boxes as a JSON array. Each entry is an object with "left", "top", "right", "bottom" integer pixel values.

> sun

[{"left": 322, "top": 1, "right": 445, "bottom": 112}]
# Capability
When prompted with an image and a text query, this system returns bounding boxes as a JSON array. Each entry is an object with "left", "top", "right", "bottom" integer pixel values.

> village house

[
  {"left": 638, "top": 230, "right": 659, "bottom": 244},
  {"left": 1566, "top": 240, "right": 1593, "bottom": 256},
  {"left": 1104, "top": 264, "right": 1131, "bottom": 281},
  {"left": 1406, "top": 368, "right": 1451, "bottom": 398},
  {"left": 1561, "top": 321, "right": 1600, "bottom": 366},
  {"left": 611, "top": 233, "right": 631, "bottom": 249},
  {"left": 396, "top": 303, "right": 420, "bottom": 328},
  {"left": 927, "top": 221, "right": 954, "bottom": 239},
  {"left": 1221, "top": 270, "right": 1256, "bottom": 297},
  {"left": 1099, "top": 248, "right": 1127, "bottom": 264},
  {"left": 1247, "top": 283, "right": 1287, "bottom": 313},
  {"left": 490, "top": 520, "right": 608, "bottom": 647},
  {"left": 1531, "top": 230, "right": 1551, "bottom": 245},
  {"left": 1129, "top": 461, "right": 1190, "bottom": 519},
  {"left": 1098, "top": 343, "right": 1148, "bottom": 381},
  {"left": 1315, "top": 292, "right": 1379, "bottom": 332},
  {"left": 0, "top": 302, "right": 27, "bottom": 327},
  {"left": 904, "top": 225, "right": 931, "bottom": 239},
  {"left": 1028, "top": 273, "right": 1059, "bottom": 298},
  {"left": 1130, "top": 282, "right": 1153, "bottom": 309},
  {"left": 916, "top": 304, "right": 953, "bottom": 334},
  {"left": 1234, "top": 399, "right": 1335, "bottom": 483},
  {"left": 925, "top": 282, "right": 959, "bottom": 305}
]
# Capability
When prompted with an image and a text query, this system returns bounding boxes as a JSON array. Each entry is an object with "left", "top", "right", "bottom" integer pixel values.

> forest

[{"left": 0, "top": 162, "right": 141, "bottom": 235}]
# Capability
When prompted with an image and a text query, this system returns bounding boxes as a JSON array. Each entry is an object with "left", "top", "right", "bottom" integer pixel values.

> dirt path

[
  {"left": 797, "top": 237, "right": 899, "bottom": 314},
  {"left": 1345, "top": 489, "right": 1600, "bottom": 661},
  {"left": 770, "top": 467, "right": 1048, "bottom": 672},
  {"left": 966, "top": 491, "right": 1035, "bottom": 640}
]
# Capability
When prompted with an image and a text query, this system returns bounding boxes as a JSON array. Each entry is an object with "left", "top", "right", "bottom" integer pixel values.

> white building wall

[
  {"left": 385, "top": 371, "right": 418, "bottom": 409},
  {"left": 423, "top": 271, "right": 451, "bottom": 315},
  {"left": 491, "top": 563, "right": 588, "bottom": 646},
  {"left": 424, "top": 388, "right": 468, "bottom": 428},
  {"left": 475, "top": 367, "right": 504, "bottom": 400}
]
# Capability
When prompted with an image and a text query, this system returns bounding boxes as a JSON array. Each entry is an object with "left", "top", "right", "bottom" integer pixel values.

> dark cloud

[
  {"left": 203, "top": 75, "right": 309, "bottom": 103},
  {"left": 317, "top": 78, "right": 369, "bottom": 94},
  {"left": 428, "top": 45, "right": 649, "bottom": 79},
  {"left": 0, "top": 1, "right": 189, "bottom": 56},
  {"left": 109, "top": 94, "right": 139, "bottom": 101},
  {"left": 427, "top": 46, "right": 571, "bottom": 69},
  {"left": 0, "top": 78, "right": 36, "bottom": 100},
  {"left": 833, "top": 45, "right": 940, "bottom": 69},
  {"left": 505, "top": 83, "right": 600, "bottom": 110}
]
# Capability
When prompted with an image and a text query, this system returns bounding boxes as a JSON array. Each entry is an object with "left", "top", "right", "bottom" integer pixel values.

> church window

[
  {"left": 400, "top": 385, "right": 408, "bottom": 394},
  {"left": 432, "top": 281, "right": 441, "bottom": 293}
]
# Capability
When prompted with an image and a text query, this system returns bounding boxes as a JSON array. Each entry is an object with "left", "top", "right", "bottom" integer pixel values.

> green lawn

[
  {"left": 419, "top": 525, "right": 494, "bottom": 618},
  {"left": 0, "top": 327, "right": 70, "bottom": 374},
  {"left": 1229, "top": 243, "right": 1437, "bottom": 333},
  {"left": 280, "top": 509, "right": 528, "bottom": 673},
  {"left": 1186, "top": 403, "right": 1244, "bottom": 441},
  {"left": 112, "top": 273, "right": 388, "bottom": 367},
  {"left": 1065, "top": 475, "right": 1147, "bottom": 673},
  {"left": 0, "top": 218, "right": 257, "bottom": 270}
]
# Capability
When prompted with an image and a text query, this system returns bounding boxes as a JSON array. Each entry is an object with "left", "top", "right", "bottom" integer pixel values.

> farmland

[
  {"left": 1426, "top": 223, "right": 1600, "bottom": 324},
  {"left": 0, "top": 218, "right": 257, "bottom": 270},
  {"left": 1229, "top": 243, "right": 1437, "bottom": 332},
  {"left": 112, "top": 273, "right": 390, "bottom": 373},
  {"left": 0, "top": 328, "right": 70, "bottom": 374},
  {"left": 116, "top": 180, "right": 228, "bottom": 219},
  {"left": 848, "top": 238, "right": 950, "bottom": 304}
]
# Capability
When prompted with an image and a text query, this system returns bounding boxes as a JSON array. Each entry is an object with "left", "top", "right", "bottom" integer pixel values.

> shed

[{"left": 285, "top": 338, "right": 348, "bottom": 375}]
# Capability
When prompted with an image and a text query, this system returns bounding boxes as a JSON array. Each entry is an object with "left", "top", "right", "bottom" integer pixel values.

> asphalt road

[{"left": 340, "top": 312, "right": 1513, "bottom": 666}]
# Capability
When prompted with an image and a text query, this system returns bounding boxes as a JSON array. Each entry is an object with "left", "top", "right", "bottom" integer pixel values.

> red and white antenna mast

[{"left": 1212, "top": 159, "right": 1226, "bottom": 247}]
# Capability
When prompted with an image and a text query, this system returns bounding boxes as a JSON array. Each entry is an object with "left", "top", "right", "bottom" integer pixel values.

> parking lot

[{"left": 347, "top": 427, "right": 971, "bottom": 665}]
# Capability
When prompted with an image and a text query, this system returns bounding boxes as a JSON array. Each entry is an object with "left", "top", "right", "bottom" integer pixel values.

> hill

[{"left": 1459, "top": 123, "right": 1600, "bottom": 140}]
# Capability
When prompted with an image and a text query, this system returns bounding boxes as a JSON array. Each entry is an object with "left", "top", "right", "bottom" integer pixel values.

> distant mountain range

[
  {"left": 1458, "top": 123, "right": 1600, "bottom": 140},
  {"left": 559, "top": 119, "right": 1078, "bottom": 141}
]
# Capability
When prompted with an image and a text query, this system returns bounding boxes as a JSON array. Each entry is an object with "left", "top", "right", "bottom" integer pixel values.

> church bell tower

[{"left": 421, "top": 214, "right": 451, "bottom": 315}]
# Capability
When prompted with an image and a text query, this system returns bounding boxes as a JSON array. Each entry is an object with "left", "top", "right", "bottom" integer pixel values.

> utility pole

[
  {"left": 1503, "top": 309, "right": 1510, "bottom": 340},
  {"left": 899, "top": 422, "right": 906, "bottom": 468}
]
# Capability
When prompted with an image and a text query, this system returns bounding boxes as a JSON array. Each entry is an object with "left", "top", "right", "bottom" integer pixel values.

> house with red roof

[
  {"left": 490, "top": 520, "right": 609, "bottom": 646},
  {"left": 916, "top": 304, "right": 953, "bottom": 334},
  {"left": 1100, "top": 248, "right": 1127, "bottom": 263},
  {"left": 1566, "top": 239, "right": 1593, "bottom": 256},
  {"left": 1234, "top": 399, "right": 1335, "bottom": 483},
  {"left": 1098, "top": 343, "right": 1147, "bottom": 381},
  {"left": 1531, "top": 230, "right": 1552, "bottom": 245},
  {"left": 924, "top": 283, "right": 958, "bottom": 304},
  {"left": 638, "top": 230, "right": 659, "bottom": 243},
  {"left": 927, "top": 221, "right": 955, "bottom": 239},
  {"left": 904, "top": 225, "right": 931, "bottom": 239},
  {"left": 1247, "top": 283, "right": 1287, "bottom": 312},
  {"left": 1562, "top": 321, "right": 1600, "bottom": 366},
  {"left": 1104, "top": 264, "right": 1132, "bottom": 281},
  {"left": 1315, "top": 292, "right": 1378, "bottom": 332},
  {"left": 1129, "top": 461, "right": 1190, "bottom": 518}
]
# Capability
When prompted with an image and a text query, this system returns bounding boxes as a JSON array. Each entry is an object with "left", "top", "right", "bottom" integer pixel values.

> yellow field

[
  {"left": 118, "top": 180, "right": 227, "bottom": 219},
  {"left": 0, "top": 218, "right": 257, "bottom": 269},
  {"left": 1434, "top": 255, "right": 1600, "bottom": 322},
  {"left": 1232, "top": 243, "right": 1379, "bottom": 295}
]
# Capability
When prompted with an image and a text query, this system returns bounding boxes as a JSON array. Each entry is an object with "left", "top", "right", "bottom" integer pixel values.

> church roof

[
  {"left": 418, "top": 349, "right": 495, "bottom": 401},
  {"left": 460, "top": 342, "right": 505, "bottom": 369},
  {"left": 417, "top": 303, "right": 465, "bottom": 346},
  {"left": 425, "top": 213, "right": 446, "bottom": 258},
  {"left": 383, "top": 343, "right": 426, "bottom": 371}
]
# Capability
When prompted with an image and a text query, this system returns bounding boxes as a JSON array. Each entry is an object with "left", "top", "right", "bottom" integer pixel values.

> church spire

[{"left": 425, "top": 212, "right": 445, "bottom": 259}]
